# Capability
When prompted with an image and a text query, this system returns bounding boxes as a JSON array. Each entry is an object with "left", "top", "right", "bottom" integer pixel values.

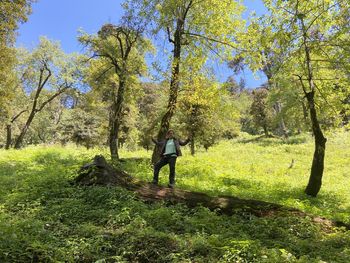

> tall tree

[
  {"left": 130, "top": 0, "right": 245, "bottom": 162},
  {"left": 250, "top": 88, "right": 273, "bottom": 137},
  {"left": 11, "top": 37, "right": 80, "bottom": 149},
  {"left": 80, "top": 20, "right": 150, "bottom": 160},
  {"left": 0, "top": 0, "right": 35, "bottom": 142}
]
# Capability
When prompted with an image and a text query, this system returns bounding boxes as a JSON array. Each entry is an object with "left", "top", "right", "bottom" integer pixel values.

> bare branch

[
  {"left": 167, "top": 27, "right": 175, "bottom": 44},
  {"left": 95, "top": 65, "right": 114, "bottom": 82},
  {"left": 294, "top": 74, "right": 308, "bottom": 95},
  {"left": 11, "top": 110, "right": 28, "bottom": 123},
  {"left": 36, "top": 84, "right": 71, "bottom": 113},
  {"left": 115, "top": 32, "right": 125, "bottom": 58}
]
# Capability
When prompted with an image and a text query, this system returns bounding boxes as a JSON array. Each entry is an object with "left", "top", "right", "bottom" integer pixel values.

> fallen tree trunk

[{"left": 75, "top": 155, "right": 349, "bottom": 230}]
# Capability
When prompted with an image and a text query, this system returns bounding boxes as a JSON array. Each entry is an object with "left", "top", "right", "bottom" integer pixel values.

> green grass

[
  {"left": 1, "top": 132, "right": 350, "bottom": 262},
  {"left": 121, "top": 131, "right": 350, "bottom": 224}
]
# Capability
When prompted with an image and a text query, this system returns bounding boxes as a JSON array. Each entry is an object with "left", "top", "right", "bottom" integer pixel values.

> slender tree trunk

[
  {"left": 299, "top": 17, "right": 327, "bottom": 197},
  {"left": 305, "top": 91, "right": 327, "bottom": 196},
  {"left": 301, "top": 100, "right": 308, "bottom": 123},
  {"left": 109, "top": 107, "right": 119, "bottom": 160},
  {"left": 190, "top": 137, "right": 195, "bottom": 156},
  {"left": 274, "top": 102, "right": 288, "bottom": 138},
  {"left": 152, "top": 20, "right": 183, "bottom": 163},
  {"left": 13, "top": 66, "right": 68, "bottom": 149},
  {"left": 279, "top": 117, "right": 288, "bottom": 138},
  {"left": 109, "top": 79, "right": 126, "bottom": 160},
  {"left": 5, "top": 124, "right": 11, "bottom": 149},
  {"left": 263, "top": 124, "right": 269, "bottom": 137},
  {"left": 6, "top": 109, "right": 28, "bottom": 149},
  {"left": 14, "top": 111, "right": 36, "bottom": 149}
]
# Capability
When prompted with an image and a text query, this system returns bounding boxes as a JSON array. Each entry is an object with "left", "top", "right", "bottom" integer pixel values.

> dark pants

[{"left": 153, "top": 155, "right": 177, "bottom": 185}]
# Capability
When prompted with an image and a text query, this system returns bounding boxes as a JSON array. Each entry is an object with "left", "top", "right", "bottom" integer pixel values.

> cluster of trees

[{"left": 1, "top": 0, "right": 349, "bottom": 196}]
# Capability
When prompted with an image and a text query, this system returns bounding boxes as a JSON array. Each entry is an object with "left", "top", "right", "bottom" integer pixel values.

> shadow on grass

[
  {"left": 118, "top": 157, "right": 151, "bottom": 165},
  {"left": 204, "top": 176, "right": 348, "bottom": 223},
  {"left": 33, "top": 150, "right": 81, "bottom": 166},
  {"left": 221, "top": 177, "right": 256, "bottom": 189},
  {"left": 238, "top": 135, "right": 307, "bottom": 147},
  {"left": 260, "top": 183, "right": 349, "bottom": 222},
  {"left": 116, "top": 157, "right": 152, "bottom": 175}
]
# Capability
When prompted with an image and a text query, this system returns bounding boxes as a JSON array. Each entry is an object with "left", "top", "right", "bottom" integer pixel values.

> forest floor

[{"left": 1, "top": 131, "right": 350, "bottom": 262}]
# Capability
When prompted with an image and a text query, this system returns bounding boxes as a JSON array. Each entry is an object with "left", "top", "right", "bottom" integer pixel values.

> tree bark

[
  {"left": 14, "top": 111, "right": 36, "bottom": 149},
  {"left": 5, "top": 124, "right": 11, "bottom": 149},
  {"left": 273, "top": 102, "right": 288, "bottom": 138},
  {"left": 299, "top": 17, "right": 327, "bottom": 197},
  {"left": 190, "top": 137, "right": 195, "bottom": 156},
  {"left": 5, "top": 110, "right": 28, "bottom": 149},
  {"left": 109, "top": 79, "right": 126, "bottom": 160},
  {"left": 263, "top": 124, "right": 269, "bottom": 137},
  {"left": 152, "top": 19, "right": 183, "bottom": 163},
  {"left": 301, "top": 100, "right": 308, "bottom": 123},
  {"left": 305, "top": 91, "right": 327, "bottom": 196}
]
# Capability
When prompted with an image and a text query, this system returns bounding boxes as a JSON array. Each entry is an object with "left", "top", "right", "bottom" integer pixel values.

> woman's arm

[
  {"left": 152, "top": 137, "right": 161, "bottom": 146},
  {"left": 179, "top": 137, "right": 191, "bottom": 146}
]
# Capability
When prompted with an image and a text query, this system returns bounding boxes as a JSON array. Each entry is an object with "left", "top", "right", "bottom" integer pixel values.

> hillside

[{"left": 1, "top": 132, "right": 350, "bottom": 262}]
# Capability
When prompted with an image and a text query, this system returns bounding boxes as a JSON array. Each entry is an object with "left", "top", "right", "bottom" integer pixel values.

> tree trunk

[
  {"left": 14, "top": 111, "right": 36, "bottom": 149},
  {"left": 301, "top": 100, "right": 308, "bottom": 123},
  {"left": 109, "top": 111, "right": 120, "bottom": 160},
  {"left": 263, "top": 124, "right": 269, "bottom": 137},
  {"left": 109, "top": 79, "right": 126, "bottom": 160},
  {"left": 299, "top": 17, "right": 327, "bottom": 197},
  {"left": 279, "top": 117, "right": 288, "bottom": 139},
  {"left": 5, "top": 124, "right": 11, "bottom": 149},
  {"left": 152, "top": 20, "right": 183, "bottom": 163},
  {"left": 190, "top": 137, "right": 195, "bottom": 156},
  {"left": 274, "top": 102, "right": 288, "bottom": 138},
  {"left": 305, "top": 91, "right": 327, "bottom": 197},
  {"left": 5, "top": 110, "right": 28, "bottom": 149}
]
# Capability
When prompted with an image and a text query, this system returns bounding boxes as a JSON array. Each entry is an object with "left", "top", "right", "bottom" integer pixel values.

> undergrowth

[{"left": 1, "top": 131, "right": 350, "bottom": 262}]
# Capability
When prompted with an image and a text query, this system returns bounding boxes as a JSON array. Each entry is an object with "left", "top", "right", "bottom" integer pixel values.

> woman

[{"left": 151, "top": 129, "right": 190, "bottom": 188}]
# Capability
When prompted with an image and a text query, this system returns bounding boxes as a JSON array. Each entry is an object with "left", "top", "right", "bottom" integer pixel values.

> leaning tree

[
  {"left": 8, "top": 37, "right": 80, "bottom": 149},
  {"left": 128, "top": 0, "right": 245, "bottom": 162},
  {"left": 240, "top": 0, "right": 350, "bottom": 196}
]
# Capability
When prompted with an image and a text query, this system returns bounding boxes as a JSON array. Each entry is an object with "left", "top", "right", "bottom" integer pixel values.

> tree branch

[
  {"left": 167, "top": 27, "right": 175, "bottom": 44},
  {"left": 95, "top": 65, "right": 114, "bottom": 82},
  {"left": 183, "top": 32, "right": 237, "bottom": 49},
  {"left": 294, "top": 74, "right": 308, "bottom": 95},
  {"left": 36, "top": 84, "right": 71, "bottom": 113},
  {"left": 11, "top": 110, "right": 28, "bottom": 123}
]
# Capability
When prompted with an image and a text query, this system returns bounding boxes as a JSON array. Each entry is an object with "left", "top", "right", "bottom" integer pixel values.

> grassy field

[{"left": 1, "top": 131, "right": 350, "bottom": 262}]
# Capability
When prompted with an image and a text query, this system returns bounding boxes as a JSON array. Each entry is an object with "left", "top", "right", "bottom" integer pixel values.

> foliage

[
  {"left": 177, "top": 66, "right": 241, "bottom": 152},
  {"left": 138, "top": 0, "right": 245, "bottom": 59},
  {"left": 250, "top": 88, "right": 273, "bottom": 136},
  {"left": 137, "top": 82, "right": 168, "bottom": 151},
  {"left": 2, "top": 0, "right": 350, "bottom": 259},
  {"left": 0, "top": 0, "right": 35, "bottom": 132},
  {"left": 59, "top": 107, "right": 106, "bottom": 148},
  {"left": 79, "top": 20, "right": 152, "bottom": 159},
  {"left": 6, "top": 37, "right": 82, "bottom": 148}
]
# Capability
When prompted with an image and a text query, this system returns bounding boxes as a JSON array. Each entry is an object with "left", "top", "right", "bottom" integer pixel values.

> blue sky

[{"left": 17, "top": 0, "right": 268, "bottom": 88}]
